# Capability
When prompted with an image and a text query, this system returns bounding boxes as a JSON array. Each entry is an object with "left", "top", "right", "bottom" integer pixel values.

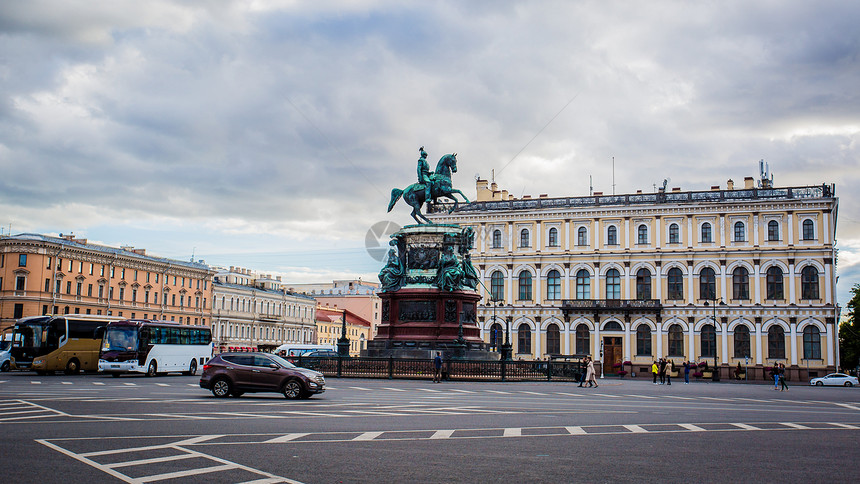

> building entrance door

[{"left": 603, "top": 337, "right": 622, "bottom": 374}]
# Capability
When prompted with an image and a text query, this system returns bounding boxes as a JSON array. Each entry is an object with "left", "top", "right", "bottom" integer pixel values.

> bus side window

[{"left": 140, "top": 328, "right": 151, "bottom": 346}]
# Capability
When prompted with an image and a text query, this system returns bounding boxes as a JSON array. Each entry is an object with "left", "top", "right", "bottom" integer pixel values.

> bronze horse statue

[{"left": 387, "top": 153, "right": 470, "bottom": 224}]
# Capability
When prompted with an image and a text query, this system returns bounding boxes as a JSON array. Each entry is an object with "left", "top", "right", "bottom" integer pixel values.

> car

[
  {"left": 303, "top": 350, "right": 339, "bottom": 357},
  {"left": 809, "top": 373, "right": 858, "bottom": 387},
  {"left": 0, "top": 346, "right": 10, "bottom": 372},
  {"left": 199, "top": 352, "right": 325, "bottom": 399}
]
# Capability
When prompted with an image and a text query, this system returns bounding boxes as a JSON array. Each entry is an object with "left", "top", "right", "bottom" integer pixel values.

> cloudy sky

[{"left": 1, "top": 1, "right": 858, "bottom": 306}]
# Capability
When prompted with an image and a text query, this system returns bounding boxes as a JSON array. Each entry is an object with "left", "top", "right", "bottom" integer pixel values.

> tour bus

[
  {"left": 99, "top": 319, "right": 212, "bottom": 377},
  {"left": 273, "top": 343, "right": 337, "bottom": 358},
  {"left": 9, "top": 314, "right": 117, "bottom": 375}
]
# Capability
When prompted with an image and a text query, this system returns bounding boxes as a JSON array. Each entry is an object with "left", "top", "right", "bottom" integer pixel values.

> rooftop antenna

[
  {"left": 190, "top": 247, "right": 196, "bottom": 262},
  {"left": 612, "top": 156, "right": 616, "bottom": 195},
  {"left": 758, "top": 159, "right": 774, "bottom": 188},
  {"left": 589, "top": 175, "right": 593, "bottom": 196},
  {"left": 491, "top": 168, "right": 495, "bottom": 184}
]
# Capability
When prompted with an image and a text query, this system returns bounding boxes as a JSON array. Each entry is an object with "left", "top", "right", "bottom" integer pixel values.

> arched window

[
  {"left": 603, "top": 321, "right": 623, "bottom": 331},
  {"left": 668, "top": 324, "right": 684, "bottom": 356},
  {"left": 766, "top": 266, "right": 784, "bottom": 300},
  {"left": 517, "top": 323, "right": 531, "bottom": 354},
  {"left": 638, "top": 224, "right": 648, "bottom": 244},
  {"left": 577, "top": 227, "right": 588, "bottom": 246},
  {"left": 548, "top": 227, "right": 559, "bottom": 247},
  {"left": 490, "top": 271, "right": 504, "bottom": 301},
  {"left": 699, "top": 267, "right": 716, "bottom": 300},
  {"left": 636, "top": 268, "right": 651, "bottom": 300},
  {"left": 520, "top": 229, "right": 530, "bottom": 248},
  {"left": 701, "top": 222, "right": 713, "bottom": 243},
  {"left": 605, "top": 269, "right": 621, "bottom": 299},
  {"left": 607, "top": 226, "right": 618, "bottom": 245},
  {"left": 700, "top": 324, "right": 716, "bottom": 358},
  {"left": 732, "top": 267, "right": 749, "bottom": 300},
  {"left": 801, "top": 266, "right": 820, "bottom": 299},
  {"left": 767, "top": 325, "right": 786, "bottom": 359},
  {"left": 576, "top": 269, "right": 590, "bottom": 299},
  {"left": 518, "top": 272, "right": 532, "bottom": 301},
  {"left": 636, "top": 324, "right": 652, "bottom": 356},
  {"left": 767, "top": 220, "right": 780, "bottom": 241},
  {"left": 490, "top": 322, "right": 503, "bottom": 351},
  {"left": 546, "top": 323, "right": 560, "bottom": 355},
  {"left": 734, "top": 221, "right": 746, "bottom": 242},
  {"left": 492, "top": 229, "right": 502, "bottom": 248},
  {"left": 802, "top": 219, "right": 815, "bottom": 240},
  {"left": 667, "top": 268, "right": 684, "bottom": 300},
  {"left": 575, "top": 324, "right": 590, "bottom": 355},
  {"left": 546, "top": 270, "right": 561, "bottom": 300},
  {"left": 669, "top": 223, "right": 679, "bottom": 244},
  {"left": 803, "top": 326, "right": 821, "bottom": 359},
  {"left": 733, "top": 325, "right": 751, "bottom": 358}
]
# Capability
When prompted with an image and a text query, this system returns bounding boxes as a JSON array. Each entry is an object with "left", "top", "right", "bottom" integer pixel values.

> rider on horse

[{"left": 417, "top": 146, "right": 432, "bottom": 206}]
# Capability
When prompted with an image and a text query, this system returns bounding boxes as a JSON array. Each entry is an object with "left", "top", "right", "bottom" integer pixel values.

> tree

[{"left": 839, "top": 284, "right": 860, "bottom": 371}]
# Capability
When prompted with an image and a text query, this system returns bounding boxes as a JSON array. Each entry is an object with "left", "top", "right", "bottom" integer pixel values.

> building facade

[
  {"left": 0, "top": 233, "right": 214, "bottom": 332},
  {"left": 287, "top": 280, "right": 381, "bottom": 337},
  {"left": 428, "top": 176, "right": 838, "bottom": 381},
  {"left": 211, "top": 267, "right": 317, "bottom": 353},
  {"left": 314, "top": 305, "right": 372, "bottom": 356}
]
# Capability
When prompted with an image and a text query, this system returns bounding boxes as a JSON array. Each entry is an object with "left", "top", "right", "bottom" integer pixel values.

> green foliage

[{"left": 839, "top": 284, "right": 860, "bottom": 370}]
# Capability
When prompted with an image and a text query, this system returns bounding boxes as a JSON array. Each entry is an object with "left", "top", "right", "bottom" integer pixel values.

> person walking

[
  {"left": 684, "top": 361, "right": 691, "bottom": 384},
  {"left": 659, "top": 358, "right": 667, "bottom": 385},
  {"left": 779, "top": 363, "right": 789, "bottom": 391},
  {"left": 433, "top": 352, "right": 443, "bottom": 383},
  {"left": 772, "top": 364, "right": 780, "bottom": 390},
  {"left": 665, "top": 360, "right": 672, "bottom": 385},
  {"left": 585, "top": 357, "right": 597, "bottom": 388},
  {"left": 578, "top": 357, "right": 589, "bottom": 387},
  {"left": 652, "top": 361, "right": 659, "bottom": 384}
]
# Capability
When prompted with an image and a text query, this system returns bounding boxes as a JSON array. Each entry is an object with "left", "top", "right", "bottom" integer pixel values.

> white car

[
  {"left": 0, "top": 346, "right": 10, "bottom": 372},
  {"left": 809, "top": 373, "right": 858, "bottom": 387}
]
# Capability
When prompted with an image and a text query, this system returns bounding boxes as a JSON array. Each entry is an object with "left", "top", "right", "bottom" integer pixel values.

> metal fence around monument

[{"left": 292, "top": 356, "right": 585, "bottom": 382}]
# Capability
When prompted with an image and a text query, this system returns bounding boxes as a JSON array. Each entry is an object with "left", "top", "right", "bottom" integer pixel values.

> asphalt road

[{"left": 1, "top": 371, "right": 858, "bottom": 483}]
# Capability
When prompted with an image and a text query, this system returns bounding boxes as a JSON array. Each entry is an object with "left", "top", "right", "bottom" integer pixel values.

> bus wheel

[
  {"left": 146, "top": 361, "right": 158, "bottom": 377},
  {"left": 184, "top": 360, "right": 198, "bottom": 376},
  {"left": 65, "top": 359, "right": 80, "bottom": 375}
]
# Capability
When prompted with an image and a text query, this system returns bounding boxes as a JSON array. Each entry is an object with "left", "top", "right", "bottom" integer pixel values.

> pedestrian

[
  {"left": 771, "top": 364, "right": 780, "bottom": 390},
  {"left": 652, "top": 361, "right": 659, "bottom": 384},
  {"left": 779, "top": 363, "right": 789, "bottom": 391},
  {"left": 684, "top": 361, "right": 690, "bottom": 384},
  {"left": 585, "top": 357, "right": 597, "bottom": 388},
  {"left": 659, "top": 358, "right": 667, "bottom": 385},
  {"left": 433, "top": 352, "right": 443, "bottom": 383},
  {"left": 665, "top": 360, "right": 673, "bottom": 385},
  {"left": 578, "top": 357, "right": 589, "bottom": 387}
]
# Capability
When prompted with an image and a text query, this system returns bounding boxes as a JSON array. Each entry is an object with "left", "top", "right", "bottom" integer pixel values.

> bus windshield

[
  {"left": 14, "top": 322, "right": 47, "bottom": 350},
  {"left": 102, "top": 326, "right": 138, "bottom": 352}
]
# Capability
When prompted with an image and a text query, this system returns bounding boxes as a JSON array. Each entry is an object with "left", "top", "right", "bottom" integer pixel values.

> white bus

[
  {"left": 99, "top": 319, "right": 212, "bottom": 377},
  {"left": 273, "top": 343, "right": 337, "bottom": 358}
]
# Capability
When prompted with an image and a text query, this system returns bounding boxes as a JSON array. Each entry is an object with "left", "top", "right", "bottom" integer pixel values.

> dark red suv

[{"left": 200, "top": 352, "right": 325, "bottom": 399}]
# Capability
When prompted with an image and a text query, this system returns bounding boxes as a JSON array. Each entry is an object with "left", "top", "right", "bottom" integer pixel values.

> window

[
  {"left": 490, "top": 271, "right": 504, "bottom": 301},
  {"left": 492, "top": 230, "right": 502, "bottom": 248},
  {"left": 607, "top": 226, "right": 618, "bottom": 245},
  {"left": 767, "top": 325, "right": 786, "bottom": 359},
  {"left": 520, "top": 229, "right": 529, "bottom": 248},
  {"left": 16, "top": 276, "right": 26, "bottom": 291},
  {"left": 701, "top": 222, "right": 712, "bottom": 243},
  {"left": 766, "top": 266, "right": 784, "bottom": 300},
  {"left": 637, "top": 224, "right": 648, "bottom": 244},
  {"left": 729, "top": 325, "right": 750, "bottom": 358},
  {"left": 548, "top": 228, "right": 559, "bottom": 247},
  {"left": 66, "top": 281, "right": 72, "bottom": 294},
  {"left": 605, "top": 269, "right": 620, "bottom": 299},
  {"left": 667, "top": 324, "right": 684, "bottom": 357},
  {"left": 700, "top": 324, "right": 716, "bottom": 358},
  {"left": 577, "top": 227, "right": 588, "bottom": 246},
  {"left": 517, "top": 272, "right": 532, "bottom": 301},
  {"left": 767, "top": 220, "right": 779, "bottom": 241},
  {"left": 802, "top": 219, "right": 815, "bottom": 240},
  {"left": 667, "top": 268, "right": 684, "bottom": 300},
  {"left": 803, "top": 326, "right": 821, "bottom": 359},
  {"left": 489, "top": 323, "right": 503, "bottom": 350},
  {"left": 517, "top": 324, "right": 531, "bottom": 354},
  {"left": 546, "top": 270, "right": 561, "bottom": 300},
  {"left": 801, "top": 266, "right": 819, "bottom": 299},
  {"left": 669, "top": 223, "right": 679, "bottom": 244},
  {"left": 636, "top": 324, "right": 651, "bottom": 356},
  {"left": 546, "top": 323, "right": 560, "bottom": 355},
  {"left": 699, "top": 267, "right": 716, "bottom": 300},
  {"left": 18, "top": 254, "right": 27, "bottom": 267},
  {"left": 732, "top": 267, "right": 749, "bottom": 300},
  {"left": 574, "top": 324, "right": 589, "bottom": 355},
  {"left": 575, "top": 269, "right": 590, "bottom": 299},
  {"left": 636, "top": 268, "right": 651, "bottom": 300},
  {"left": 733, "top": 221, "right": 745, "bottom": 242}
]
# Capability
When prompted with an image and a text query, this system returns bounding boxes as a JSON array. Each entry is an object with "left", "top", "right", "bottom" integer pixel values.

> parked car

[
  {"left": 0, "top": 345, "right": 10, "bottom": 372},
  {"left": 303, "top": 350, "right": 338, "bottom": 357},
  {"left": 199, "top": 352, "right": 325, "bottom": 399},
  {"left": 809, "top": 373, "right": 858, "bottom": 387}
]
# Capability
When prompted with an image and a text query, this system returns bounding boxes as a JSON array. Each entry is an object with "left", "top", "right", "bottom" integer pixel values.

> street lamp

[
  {"left": 337, "top": 312, "right": 350, "bottom": 357},
  {"left": 704, "top": 298, "right": 724, "bottom": 381},
  {"left": 501, "top": 314, "right": 513, "bottom": 361}
]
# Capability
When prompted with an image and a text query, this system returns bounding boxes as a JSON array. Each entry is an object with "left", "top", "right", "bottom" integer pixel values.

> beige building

[
  {"left": 287, "top": 280, "right": 381, "bottom": 338},
  {"left": 428, "top": 175, "right": 838, "bottom": 380},
  {"left": 0, "top": 233, "right": 214, "bottom": 331},
  {"left": 314, "top": 305, "right": 372, "bottom": 356}
]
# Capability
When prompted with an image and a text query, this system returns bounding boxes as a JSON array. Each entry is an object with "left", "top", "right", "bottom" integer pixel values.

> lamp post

[
  {"left": 337, "top": 312, "right": 350, "bottom": 357},
  {"left": 500, "top": 314, "right": 512, "bottom": 361},
  {"left": 704, "top": 298, "right": 724, "bottom": 382}
]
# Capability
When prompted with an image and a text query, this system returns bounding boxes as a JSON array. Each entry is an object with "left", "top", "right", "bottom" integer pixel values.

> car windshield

[
  {"left": 268, "top": 354, "right": 297, "bottom": 369},
  {"left": 0, "top": 340, "right": 10, "bottom": 352}
]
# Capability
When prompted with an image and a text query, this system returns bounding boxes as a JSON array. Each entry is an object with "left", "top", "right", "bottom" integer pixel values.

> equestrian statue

[{"left": 387, "top": 146, "right": 470, "bottom": 224}]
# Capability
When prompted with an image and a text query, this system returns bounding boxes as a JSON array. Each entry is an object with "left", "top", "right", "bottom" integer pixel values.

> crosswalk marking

[
  {"left": 503, "top": 428, "right": 522, "bottom": 437},
  {"left": 566, "top": 426, "right": 587, "bottom": 435},
  {"left": 731, "top": 423, "right": 760, "bottom": 430},
  {"left": 829, "top": 422, "right": 860, "bottom": 429},
  {"left": 265, "top": 433, "right": 310, "bottom": 443},
  {"left": 349, "top": 386, "right": 373, "bottom": 391},
  {"left": 678, "top": 424, "right": 706, "bottom": 432},
  {"left": 624, "top": 425, "right": 647, "bottom": 433},
  {"left": 30, "top": 381, "right": 41, "bottom": 385},
  {"left": 781, "top": 422, "right": 811, "bottom": 430},
  {"left": 430, "top": 429, "right": 455, "bottom": 439},
  {"left": 353, "top": 431, "right": 384, "bottom": 441},
  {"left": 382, "top": 387, "right": 406, "bottom": 392}
]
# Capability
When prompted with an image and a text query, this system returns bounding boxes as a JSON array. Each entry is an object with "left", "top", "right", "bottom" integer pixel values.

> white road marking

[
  {"left": 265, "top": 433, "right": 310, "bottom": 443},
  {"left": 93, "top": 382, "right": 105, "bottom": 386},
  {"left": 829, "top": 422, "right": 860, "bottom": 429},
  {"left": 484, "top": 390, "right": 512, "bottom": 394},
  {"left": 348, "top": 387, "right": 373, "bottom": 391},
  {"left": 678, "top": 424, "right": 706, "bottom": 432},
  {"left": 30, "top": 381, "right": 41, "bottom": 385},
  {"left": 566, "top": 426, "right": 587, "bottom": 435},
  {"left": 416, "top": 388, "right": 441, "bottom": 393},
  {"left": 352, "top": 431, "right": 384, "bottom": 441},
  {"left": 155, "top": 383, "right": 169, "bottom": 387},
  {"left": 503, "top": 428, "right": 521, "bottom": 437},
  {"left": 781, "top": 422, "right": 811, "bottom": 429},
  {"left": 430, "top": 429, "right": 455, "bottom": 439},
  {"left": 624, "top": 425, "right": 647, "bottom": 433},
  {"left": 731, "top": 423, "right": 760, "bottom": 430},
  {"left": 382, "top": 387, "right": 406, "bottom": 392},
  {"left": 61, "top": 382, "right": 73, "bottom": 385}
]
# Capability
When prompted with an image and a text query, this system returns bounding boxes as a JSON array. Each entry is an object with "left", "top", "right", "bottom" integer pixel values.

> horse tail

[{"left": 387, "top": 188, "right": 403, "bottom": 212}]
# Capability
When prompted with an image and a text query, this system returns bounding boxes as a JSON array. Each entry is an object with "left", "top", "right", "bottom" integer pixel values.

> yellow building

[
  {"left": 428, "top": 176, "right": 838, "bottom": 381},
  {"left": 0, "top": 233, "right": 215, "bottom": 331},
  {"left": 315, "top": 305, "right": 371, "bottom": 356}
]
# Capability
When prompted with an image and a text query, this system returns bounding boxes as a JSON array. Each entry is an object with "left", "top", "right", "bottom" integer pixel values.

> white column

[
  {"left": 687, "top": 216, "right": 694, "bottom": 248},
  {"left": 720, "top": 320, "right": 728, "bottom": 364},
  {"left": 655, "top": 269, "right": 663, "bottom": 300},
  {"left": 535, "top": 224, "right": 541, "bottom": 252},
  {"left": 688, "top": 322, "right": 695, "bottom": 361},
  {"left": 593, "top": 324, "right": 601, "bottom": 360},
  {"left": 564, "top": 221, "right": 570, "bottom": 251},
  {"left": 753, "top": 263, "right": 761, "bottom": 304},
  {"left": 655, "top": 218, "right": 661, "bottom": 248},
  {"left": 787, "top": 215, "right": 794, "bottom": 246},
  {"left": 720, "top": 264, "right": 727, "bottom": 301},
  {"left": 719, "top": 215, "right": 726, "bottom": 247},
  {"left": 594, "top": 220, "right": 601, "bottom": 248},
  {"left": 656, "top": 322, "right": 663, "bottom": 359},
  {"left": 755, "top": 321, "right": 763, "bottom": 365},
  {"left": 624, "top": 219, "right": 631, "bottom": 250},
  {"left": 790, "top": 320, "right": 798, "bottom": 366},
  {"left": 753, "top": 214, "right": 759, "bottom": 246},
  {"left": 624, "top": 266, "right": 632, "bottom": 299},
  {"left": 788, "top": 262, "right": 796, "bottom": 303},
  {"left": 479, "top": 224, "right": 486, "bottom": 253},
  {"left": 507, "top": 271, "right": 513, "bottom": 303},
  {"left": 507, "top": 223, "right": 513, "bottom": 252},
  {"left": 823, "top": 211, "right": 831, "bottom": 245},
  {"left": 826, "top": 323, "right": 834, "bottom": 367},
  {"left": 593, "top": 269, "right": 601, "bottom": 299},
  {"left": 624, "top": 321, "right": 632, "bottom": 361},
  {"left": 534, "top": 270, "right": 542, "bottom": 303},
  {"left": 687, "top": 266, "right": 694, "bottom": 305},
  {"left": 534, "top": 326, "right": 542, "bottom": 358},
  {"left": 563, "top": 323, "right": 570, "bottom": 354},
  {"left": 824, "top": 264, "right": 832, "bottom": 303},
  {"left": 564, "top": 267, "right": 571, "bottom": 299}
]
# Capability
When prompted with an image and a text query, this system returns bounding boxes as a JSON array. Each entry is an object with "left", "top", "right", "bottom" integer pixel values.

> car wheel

[
  {"left": 146, "top": 361, "right": 158, "bottom": 377},
  {"left": 845, "top": 382, "right": 853, "bottom": 387},
  {"left": 1, "top": 361, "right": 9, "bottom": 372},
  {"left": 212, "top": 378, "right": 232, "bottom": 398},
  {"left": 65, "top": 359, "right": 80, "bottom": 375},
  {"left": 282, "top": 380, "right": 303, "bottom": 399},
  {"left": 184, "top": 360, "right": 198, "bottom": 376},
  {"left": 815, "top": 381, "right": 823, "bottom": 386}
]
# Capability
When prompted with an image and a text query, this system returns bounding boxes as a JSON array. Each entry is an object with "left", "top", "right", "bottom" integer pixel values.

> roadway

[{"left": 1, "top": 372, "right": 858, "bottom": 483}]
